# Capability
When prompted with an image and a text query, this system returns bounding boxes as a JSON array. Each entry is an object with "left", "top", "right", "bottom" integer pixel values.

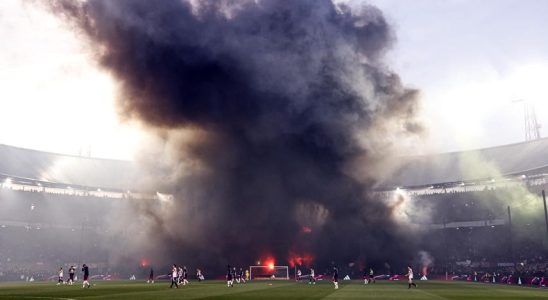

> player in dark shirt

[
  {"left": 235, "top": 267, "right": 241, "bottom": 283},
  {"left": 82, "top": 264, "right": 90, "bottom": 288},
  {"left": 226, "top": 265, "right": 233, "bottom": 287},
  {"left": 332, "top": 266, "right": 339, "bottom": 289},
  {"left": 182, "top": 266, "right": 189, "bottom": 285},
  {"left": 148, "top": 268, "right": 154, "bottom": 284},
  {"left": 239, "top": 268, "right": 246, "bottom": 283},
  {"left": 68, "top": 266, "right": 75, "bottom": 285}
]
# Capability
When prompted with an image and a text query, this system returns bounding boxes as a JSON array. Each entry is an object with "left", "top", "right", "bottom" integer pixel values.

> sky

[
  {"left": 366, "top": 0, "right": 548, "bottom": 152},
  {"left": 0, "top": 0, "right": 144, "bottom": 160},
  {"left": 1, "top": 0, "right": 548, "bottom": 159}
]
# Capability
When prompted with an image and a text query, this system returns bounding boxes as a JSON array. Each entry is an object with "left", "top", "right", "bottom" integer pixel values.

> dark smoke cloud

[{"left": 47, "top": 0, "right": 422, "bottom": 271}]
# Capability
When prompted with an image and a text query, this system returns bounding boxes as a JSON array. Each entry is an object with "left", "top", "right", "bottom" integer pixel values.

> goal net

[{"left": 249, "top": 266, "right": 289, "bottom": 280}]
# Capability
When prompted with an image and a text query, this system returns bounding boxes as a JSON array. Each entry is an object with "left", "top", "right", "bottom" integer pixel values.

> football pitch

[{"left": 0, "top": 280, "right": 547, "bottom": 300}]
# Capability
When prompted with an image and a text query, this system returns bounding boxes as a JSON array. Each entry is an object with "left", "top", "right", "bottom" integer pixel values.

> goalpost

[{"left": 249, "top": 266, "right": 289, "bottom": 280}]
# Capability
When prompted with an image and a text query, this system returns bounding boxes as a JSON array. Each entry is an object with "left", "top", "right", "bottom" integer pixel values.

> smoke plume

[
  {"left": 47, "top": 0, "right": 423, "bottom": 271},
  {"left": 418, "top": 250, "right": 434, "bottom": 276}
]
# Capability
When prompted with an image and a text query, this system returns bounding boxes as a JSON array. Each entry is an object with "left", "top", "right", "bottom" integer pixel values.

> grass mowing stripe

[
  {"left": 414, "top": 288, "right": 452, "bottom": 300},
  {"left": 200, "top": 281, "right": 335, "bottom": 300},
  {"left": 86, "top": 281, "right": 294, "bottom": 300},
  {"left": 321, "top": 281, "right": 439, "bottom": 300},
  {"left": 1, "top": 280, "right": 547, "bottom": 300},
  {"left": 1, "top": 297, "right": 76, "bottom": 300}
]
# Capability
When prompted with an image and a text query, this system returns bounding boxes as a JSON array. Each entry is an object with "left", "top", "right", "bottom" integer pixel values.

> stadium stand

[
  {"left": 2, "top": 140, "right": 548, "bottom": 283},
  {"left": 376, "top": 139, "right": 548, "bottom": 283},
  {"left": 380, "top": 137, "right": 548, "bottom": 188},
  {"left": 0, "top": 144, "right": 157, "bottom": 281},
  {"left": 0, "top": 144, "right": 137, "bottom": 191}
]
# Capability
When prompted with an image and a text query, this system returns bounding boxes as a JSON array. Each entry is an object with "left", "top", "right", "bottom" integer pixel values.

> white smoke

[{"left": 418, "top": 250, "right": 434, "bottom": 276}]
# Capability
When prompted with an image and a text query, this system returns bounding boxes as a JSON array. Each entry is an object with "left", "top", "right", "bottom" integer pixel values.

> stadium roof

[
  {"left": 2, "top": 137, "right": 548, "bottom": 191},
  {"left": 0, "top": 144, "right": 137, "bottom": 191},
  {"left": 379, "top": 137, "right": 548, "bottom": 189}
]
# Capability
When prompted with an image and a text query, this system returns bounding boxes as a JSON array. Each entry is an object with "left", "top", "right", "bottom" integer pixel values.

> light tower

[{"left": 514, "top": 99, "right": 541, "bottom": 141}]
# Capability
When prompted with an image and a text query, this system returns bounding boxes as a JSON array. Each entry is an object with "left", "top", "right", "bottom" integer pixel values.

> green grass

[{"left": 0, "top": 280, "right": 547, "bottom": 300}]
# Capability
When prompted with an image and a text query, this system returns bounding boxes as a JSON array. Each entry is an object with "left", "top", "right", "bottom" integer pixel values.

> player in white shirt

[
  {"left": 196, "top": 268, "right": 204, "bottom": 281},
  {"left": 177, "top": 267, "right": 183, "bottom": 284},
  {"left": 309, "top": 268, "right": 316, "bottom": 285},
  {"left": 170, "top": 265, "right": 179, "bottom": 288},
  {"left": 57, "top": 267, "right": 64, "bottom": 285},
  {"left": 405, "top": 266, "right": 417, "bottom": 289}
]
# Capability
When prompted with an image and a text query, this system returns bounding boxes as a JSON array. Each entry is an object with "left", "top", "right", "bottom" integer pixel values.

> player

[
  {"left": 68, "top": 266, "right": 75, "bottom": 285},
  {"left": 245, "top": 269, "right": 250, "bottom": 281},
  {"left": 239, "top": 268, "right": 246, "bottom": 283},
  {"left": 363, "top": 268, "right": 369, "bottom": 284},
  {"left": 405, "top": 266, "right": 417, "bottom": 288},
  {"left": 147, "top": 268, "right": 154, "bottom": 284},
  {"left": 177, "top": 266, "right": 183, "bottom": 284},
  {"left": 57, "top": 267, "right": 64, "bottom": 285},
  {"left": 182, "top": 266, "right": 189, "bottom": 285},
  {"left": 369, "top": 268, "right": 376, "bottom": 283},
  {"left": 196, "top": 269, "right": 203, "bottom": 281},
  {"left": 332, "top": 266, "right": 339, "bottom": 289},
  {"left": 309, "top": 268, "right": 316, "bottom": 284},
  {"left": 226, "top": 265, "right": 234, "bottom": 287},
  {"left": 170, "top": 264, "right": 179, "bottom": 288},
  {"left": 81, "top": 264, "right": 90, "bottom": 288},
  {"left": 235, "top": 267, "right": 243, "bottom": 283},
  {"left": 297, "top": 269, "right": 302, "bottom": 281}
]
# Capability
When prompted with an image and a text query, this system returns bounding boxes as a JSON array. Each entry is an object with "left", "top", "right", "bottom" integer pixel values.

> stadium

[
  {"left": 2, "top": 0, "right": 548, "bottom": 299},
  {"left": 2, "top": 138, "right": 548, "bottom": 299}
]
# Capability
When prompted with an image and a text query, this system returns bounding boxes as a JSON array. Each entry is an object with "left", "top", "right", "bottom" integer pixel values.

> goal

[{"left": 249, "top": 266, "right": 289, "bottom": 280}]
